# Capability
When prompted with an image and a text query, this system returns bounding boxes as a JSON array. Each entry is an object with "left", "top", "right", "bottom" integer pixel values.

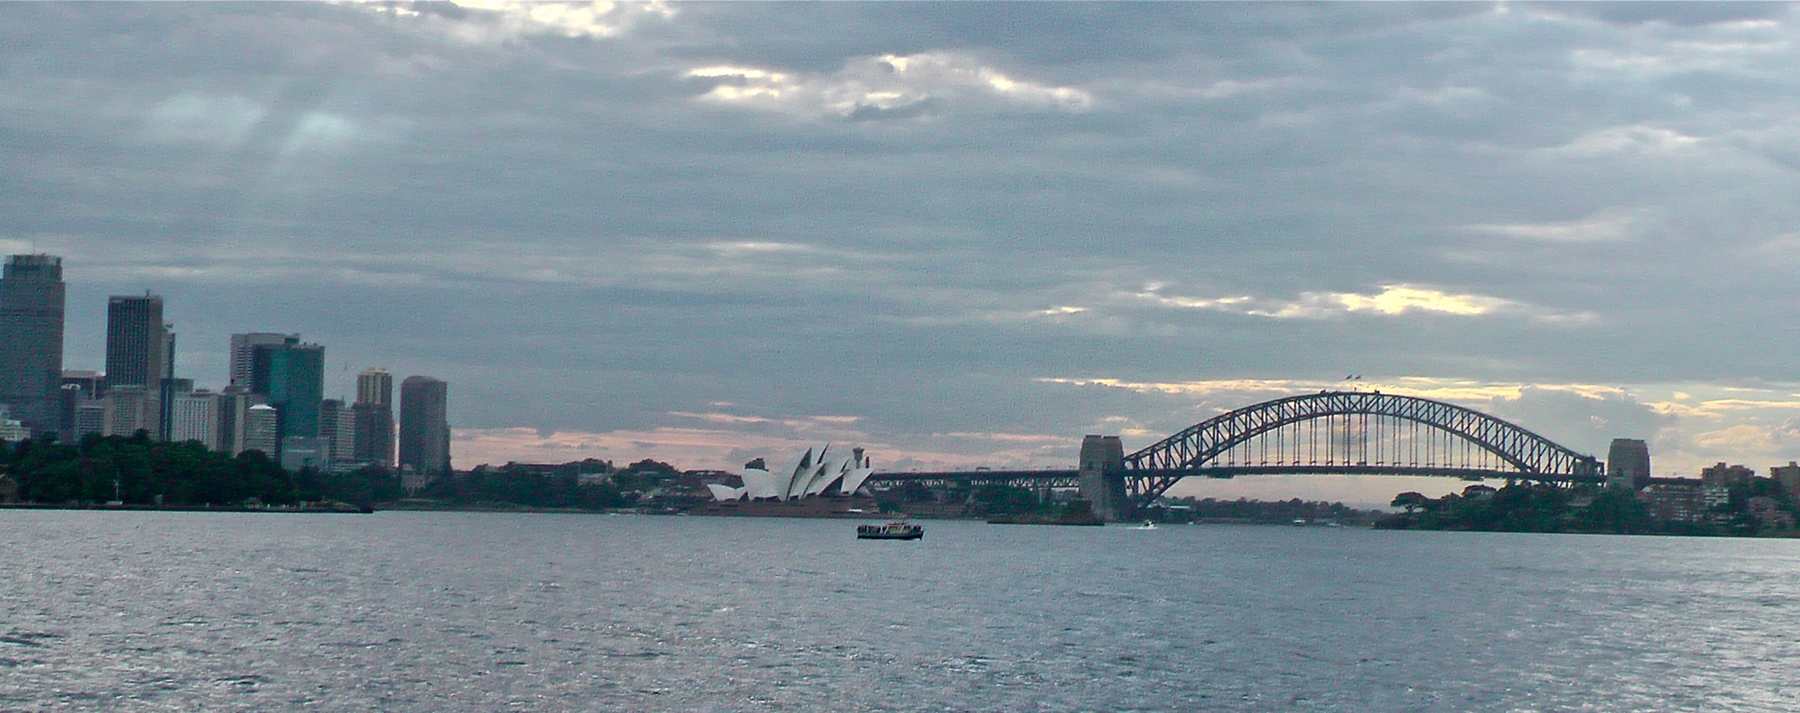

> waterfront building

[
  {"left": 1702, "top": 483, "right": 1732, "bottom": 512},
  {"left": 229, "top": 333, "right": 298, "bottom": 389},
  {"left": 217, "top": 386, "right": 267, "bottom": 455},
  {"left": 169, "top": 389, "right": 222, "bottom": 450},
  {"left": 57, "top": 384, "right": 85, "bottom": 438},
  {"left": 241, "top": 404, "right": 279, "bottom": 456},
  {"left": 1748, "top": 496, "right": 1797, "bottom": 530},
  {"left": 356, "top": 368, "right": 392, "bottom": 407},
  {"left": 71, "top": 398, "right": 106, "bottom": 440},
  {"left": 1772, "top": 462, "right": 1800, "bottom": 498},
  {"left": 264, "top": 341, "right": 325, "bottom": 449},
  {"left": 0, "top": 405, "right": 29, "bottom": 442},
  {"left": 1700, "top": 462, "right": 1755, "bottom": 488},
  {"left": 157, "top": 326, "right": 177, "bottom": 441},
  {"left": 0, "top": 255, "right": 66, "bottom": 437},
  {"left": 1637, "top": 480, "right": 1707, "bottom": 523},
  {"left": 101, "top": 386, "right": 154, "bottom": 437},
  {"left": 706, "top": 444, "right": 876, "bottom": 502},
  {"left": 245, "top": 335, "right": 299, "bottom": 395},
  {"left": 1605, "top": 438, "right": 1651, "bottom": 490},
  {"left": 318, "top": 398, "right": 356, "bottom": 463},
  {"left": 279, "top": 436, "right": 324, "bottom": 472},
  {"left": 105, "top": 294, "right": 167, "bottom": 390},
  {"left": 105, "top": 294, "right": 169, "bottom": 439},
  {"left": 352, "top": 402, "right": 395, "bottom": 467},
  {"left": 399, "top": 375, "right": 450, "bottom": 474},
  {"left": 353, "top": 368, "right": 395, "bottom": 467}
]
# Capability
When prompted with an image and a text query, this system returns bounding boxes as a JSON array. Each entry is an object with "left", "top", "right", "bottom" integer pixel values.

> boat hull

[{"left": 857, "top": 531, "right": 923, "bottom": 540}]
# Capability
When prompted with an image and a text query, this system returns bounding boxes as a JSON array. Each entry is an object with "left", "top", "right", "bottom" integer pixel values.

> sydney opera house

[{"left": 705, "top": 445, "right": 877, "bottom": 503}]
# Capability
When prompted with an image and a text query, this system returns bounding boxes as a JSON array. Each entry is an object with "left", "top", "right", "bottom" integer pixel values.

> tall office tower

[
  {"left": 356, "top": 368, "right": 393, "bottom": 407},
  {"left": 241, "top": 404, "right": 279, "bottom": 456},
  {"left": 0, "top": 255, "right": 66, "bottom": 436},
  {"left": 216, "top": 385, "right": 265, "bottom": 455},
  {"left": 104, "top": 294, "right": 167, "bottom": 390},
  {"left": 334, "top": 406, "right": 355, "bottom": 463},
  {"left": 352, "top": 402, "right": 395, "bottom": 467},
  {"left": 105, "top": 294, "right": 169, "bottom": 438},
  {"left": 229, "top": 333, "right": 298, "bottom": 388},
  {"left": 353, "top": 368, "right": 395, "bottom": 467},
  {"left": 169, "top": 389, "right": 221, "bottom": 450},
  {"left": 398, "top": 375, "right": 449, "bottom": 474},
  {"left": 264, "top": 341, "right": 325, "bottom": 449},
  {"left": 157, "top": 325, "right": 177, "bottom": 441},
  {"left": 318, "top": 398, "right": 356, "bottom": 463}
]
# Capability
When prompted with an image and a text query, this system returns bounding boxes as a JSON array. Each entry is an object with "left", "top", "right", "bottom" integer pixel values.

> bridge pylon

[{"left": 1079, "top": 435, "right": 1132, "bottom": 522}]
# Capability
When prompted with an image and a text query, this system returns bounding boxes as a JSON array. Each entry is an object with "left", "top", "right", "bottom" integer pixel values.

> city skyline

[
  {"left": 9, "top": 4, "right": 1800, "bottom": 502},
  {"left": 0, "top": 253, "right": 441, "bottom": 474}
]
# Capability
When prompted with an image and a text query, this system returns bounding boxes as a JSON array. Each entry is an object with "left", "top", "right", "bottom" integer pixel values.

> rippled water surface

[{"left": 5, "top": 511, "right": 1800, "bottom": 711}]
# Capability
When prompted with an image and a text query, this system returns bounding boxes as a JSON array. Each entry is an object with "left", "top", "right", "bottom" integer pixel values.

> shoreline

[{"left": 0, "top": 502, "right": 368, "bottom": 514}]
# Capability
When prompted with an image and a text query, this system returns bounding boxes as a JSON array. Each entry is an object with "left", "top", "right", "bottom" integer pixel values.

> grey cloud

[
  {"left": 6, "top": 2, "right": 1800, "bottom": 485},
  {"left": 1528, "top": 2, "right": 1794, "bottom": 27}
]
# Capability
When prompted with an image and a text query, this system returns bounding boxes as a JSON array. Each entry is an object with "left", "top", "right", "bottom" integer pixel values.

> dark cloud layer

[{"left": 5, "top": 2, "right": 1800, "bottom": 494}]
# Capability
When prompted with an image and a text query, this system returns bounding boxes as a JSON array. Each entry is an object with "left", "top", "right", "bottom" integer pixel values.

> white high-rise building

[
  {"left": 242, "top": 404, "right": 279, "bottom": 456},
  {"left": 169, "top": 390, "right": 221, "bottom": 450}
]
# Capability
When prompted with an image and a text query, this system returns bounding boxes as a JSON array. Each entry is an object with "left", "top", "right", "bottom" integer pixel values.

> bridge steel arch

[{"left": 1119, "top": 391, "right": 1603, "bottom": 506}]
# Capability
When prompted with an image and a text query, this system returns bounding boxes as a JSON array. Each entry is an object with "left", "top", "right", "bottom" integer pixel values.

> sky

[{"left": 5, "top": 2, "right": 1800, "bottom": 505}]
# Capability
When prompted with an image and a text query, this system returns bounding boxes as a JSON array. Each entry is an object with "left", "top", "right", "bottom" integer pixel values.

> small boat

[
  {"left": 857, "top": 521, "right": 924, "bottom": 540},
  {"left": 1137, "top": 521, "right": 1157, "bottom": 530}
]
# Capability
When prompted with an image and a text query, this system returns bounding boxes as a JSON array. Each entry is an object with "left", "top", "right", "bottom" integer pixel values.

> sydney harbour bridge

[{"left": 870, "top": 390, "right": 1605, "bottom": 521}]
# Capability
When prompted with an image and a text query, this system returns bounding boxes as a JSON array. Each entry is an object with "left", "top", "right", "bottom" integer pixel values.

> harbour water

[{"left": 4, "top": 511, "right": 1799, "bottom": 711}]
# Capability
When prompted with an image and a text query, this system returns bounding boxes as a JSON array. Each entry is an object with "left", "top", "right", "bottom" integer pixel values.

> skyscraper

[
  {"left": 353, "top": 368, "right": 395, "bottom": 467},
  {"left": 245, "top": 335, "right": 299, "bottom": 395},
  {"left": 157, "top": 324, "right": 177, "bottom": 441},
  {"left": 0, "top": 255, "right": 66, "bottom": 436},
  {"left": 242, "top": 404, "right": 279, "bottom": 456},
  {"left": 169, "top": 389, "right": 222, "bottom": 450},
  {"left": 319, "top": 398, "right": 356, "bottom": 463},
  {"left": 265, "top": 341, "right": 325, "bottom": 445},
  {"left": 399, "top": 375, "right": 449, "bottom": 474},
  {"left": 105, "top": 294, "right": 167, "bottom": 390},
  {"left": 216, "top": 385, "right": 266, "bottom": 455},
  {"left": 229, "top": 332, "right": 299, "bottom": 388},
  {"left": 356, "top": 368, "right": 392, "bottom": 408}
]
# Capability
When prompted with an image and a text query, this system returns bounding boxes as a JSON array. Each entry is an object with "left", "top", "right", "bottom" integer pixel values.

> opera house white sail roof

[{"left": 706, "top": 445, "right": 876, "bottom": 502}]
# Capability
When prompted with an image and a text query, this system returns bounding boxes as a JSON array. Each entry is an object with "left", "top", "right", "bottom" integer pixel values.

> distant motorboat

[
  {"left": 857, "top": 522, "right": 923, "bottom": 540},
  {"left": 1137, "top": 521, "right": 1157, "bottom": 530}
]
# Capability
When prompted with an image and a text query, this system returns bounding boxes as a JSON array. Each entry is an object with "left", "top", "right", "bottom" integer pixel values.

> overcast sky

[{"left": 6, "top": 2, "right": 1800, "bottom": 504}]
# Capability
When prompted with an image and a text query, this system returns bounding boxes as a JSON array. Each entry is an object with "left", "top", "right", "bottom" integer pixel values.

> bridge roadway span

[{"left": 866, "top": 390, "right": 1607, "bottom": 521}]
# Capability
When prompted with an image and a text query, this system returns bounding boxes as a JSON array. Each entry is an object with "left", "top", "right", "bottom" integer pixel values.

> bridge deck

[{"left": 871, "top": 467, "right": 1602, "bottom": 484}]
